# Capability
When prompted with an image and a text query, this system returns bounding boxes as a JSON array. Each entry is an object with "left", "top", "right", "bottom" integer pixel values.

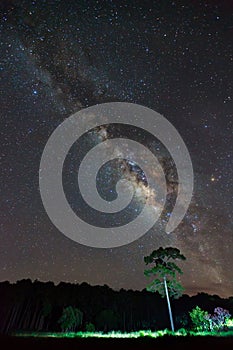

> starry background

[{"left": 0, "top": 0, "right": 232, "bottom": 297}]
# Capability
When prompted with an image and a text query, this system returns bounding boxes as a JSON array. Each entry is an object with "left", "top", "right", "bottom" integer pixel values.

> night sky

[{"left": 0, "top": 0, "right": 232, "bottom": 297}]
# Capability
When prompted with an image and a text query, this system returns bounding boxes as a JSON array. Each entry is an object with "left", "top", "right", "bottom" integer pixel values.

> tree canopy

[{"left": 144, "top": 247, "right": 186, "bottom": 299}]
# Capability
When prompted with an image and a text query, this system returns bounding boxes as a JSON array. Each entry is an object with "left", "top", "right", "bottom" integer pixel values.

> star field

[{"left": 0, "top": 0, "right": 232, "bottom": 297}]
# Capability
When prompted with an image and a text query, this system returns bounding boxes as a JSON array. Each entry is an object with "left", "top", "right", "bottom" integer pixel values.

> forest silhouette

[{"left": 1, "top": 279, "right": 232, "bottom": 334}]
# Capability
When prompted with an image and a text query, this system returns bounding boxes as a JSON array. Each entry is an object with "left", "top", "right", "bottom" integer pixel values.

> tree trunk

[
  {"left": 130, "top": 307, "right": 133, "bottom": 331},
  {"left": 123, "top": 311, "right": 126, "bottom": 332},
  {"left": 3, "top": 305, "right": 14, "bottom": 333},
  {"left": 163, "top": 276, "right": 174, "bottom": 332}
]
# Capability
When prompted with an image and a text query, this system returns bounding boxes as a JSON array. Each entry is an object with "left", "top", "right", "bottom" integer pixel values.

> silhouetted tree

[
  {"left": 144, "top": 247, "right": 186, "bottom": 331},
  {"left": 58, "top": 306, "right": 83, "bottom": 332},
  {"left": 95, "top": 309, "right": 120, "bottom": 332}
]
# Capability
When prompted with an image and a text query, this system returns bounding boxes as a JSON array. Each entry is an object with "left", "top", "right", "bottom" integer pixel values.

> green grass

[{"left": 13, "top": 329, "right": 233, "bottom": 339}]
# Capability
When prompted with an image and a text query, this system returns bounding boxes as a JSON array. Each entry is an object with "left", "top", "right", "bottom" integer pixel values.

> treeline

[{"left": 0, "top": 279, "right": 232, "bottom": 334}]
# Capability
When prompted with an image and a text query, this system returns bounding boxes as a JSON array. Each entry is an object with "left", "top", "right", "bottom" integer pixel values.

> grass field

[
  {"left": 13, "top": 329, "right": 233, "bottom": 338},
  {"left": 1, "top": 329, "right": 231, "bottom": 350}
]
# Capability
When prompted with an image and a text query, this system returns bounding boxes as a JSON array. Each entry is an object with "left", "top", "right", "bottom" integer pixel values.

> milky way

[{"left": 0, "top": 0, "right": 232, "bottom": 297}]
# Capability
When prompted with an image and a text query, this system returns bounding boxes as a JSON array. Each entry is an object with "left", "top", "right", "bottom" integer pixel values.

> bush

[
  {"left": 226, "top": 318, "right": 233, "bottom": 329},
  {"left": 85, "top": 322, "right": 95, "bottom": 332},
  {"left": 206, "top": 307, "right": 231, "bottom": 331},
  {"left": 189, "top": 306, "right": 210, "bottom": 331},
  {"left": 177, "top": 328, "right": 187, "bottom": 335}
]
